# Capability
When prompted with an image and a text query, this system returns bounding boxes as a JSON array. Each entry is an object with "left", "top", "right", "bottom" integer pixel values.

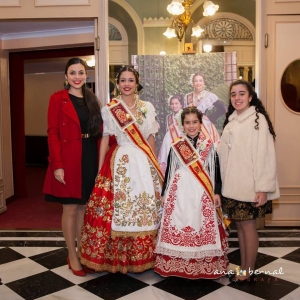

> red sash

[
  {"left": 171, "top": 135, "right": 231, "bottom": 228},
  {"left": 107, "top": 99, "right": 164, "bottom": 183}
]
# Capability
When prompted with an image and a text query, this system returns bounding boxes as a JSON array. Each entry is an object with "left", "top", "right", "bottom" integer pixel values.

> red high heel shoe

[{"left": 66, "top": 257, "right": 86, "bottom": 277}]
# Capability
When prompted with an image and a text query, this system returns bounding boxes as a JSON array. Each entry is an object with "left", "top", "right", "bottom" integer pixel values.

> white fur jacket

[{"left": 218, "top": 106, "right": 280, "bottom": 202}]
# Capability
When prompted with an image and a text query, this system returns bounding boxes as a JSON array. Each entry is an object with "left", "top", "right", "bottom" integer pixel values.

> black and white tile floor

[{"left": 1, "top": 230, "right": 300, "bottom": 300}]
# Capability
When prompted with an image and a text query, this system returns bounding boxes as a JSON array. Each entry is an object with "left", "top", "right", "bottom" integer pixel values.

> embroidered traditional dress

[
  {"left": 80, "top": 97, "right": 163, "bottom": 274},
  {"left": 184, "top": 90, "right": 226, "bottom": 134},
  {"left": 154, "top": 124, "right": 229, "bottom": 279},
  {"left": 158, "top": 111, "right": 183, "bottom": 174}
]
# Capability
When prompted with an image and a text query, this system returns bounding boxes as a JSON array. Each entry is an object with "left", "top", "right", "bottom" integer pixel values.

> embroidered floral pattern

[
  {"left": 113, "top": 154, "right": 161, "bottom": 228},
  {"left": 160, "top": 173, "right": 217, "bottom": 248}
]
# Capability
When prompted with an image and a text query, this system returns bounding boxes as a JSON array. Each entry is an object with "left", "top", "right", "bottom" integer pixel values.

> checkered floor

[{"left": 1, "top": 230, "right": 300, "bottom": 300}]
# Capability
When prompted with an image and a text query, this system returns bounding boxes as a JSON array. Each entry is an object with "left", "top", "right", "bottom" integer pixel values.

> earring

[
  {"left": 135, "top": 87, "right": 138, "bottom": 94},
  {"left": 65, "top": 80, "right": 69, "bottom": 86}
]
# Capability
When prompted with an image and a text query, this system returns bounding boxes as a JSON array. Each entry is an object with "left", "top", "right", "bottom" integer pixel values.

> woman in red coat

[{"left": 43, "top": 58, "right": 102, "bottom": 276}]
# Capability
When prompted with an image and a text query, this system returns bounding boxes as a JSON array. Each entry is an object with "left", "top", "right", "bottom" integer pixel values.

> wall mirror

[{"left": 281, "top": 60, "right": 300, "bottom": 114}]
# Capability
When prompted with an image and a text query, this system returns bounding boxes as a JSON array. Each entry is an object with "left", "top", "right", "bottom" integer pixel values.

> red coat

[{"left": 43, "top": 89, "right": 83, "bottom": 198}]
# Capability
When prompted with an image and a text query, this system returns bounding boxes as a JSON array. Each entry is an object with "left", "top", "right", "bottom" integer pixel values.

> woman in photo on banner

[
  {"left": 43, "top": 58, "right": 102, "bottom": 277},
  {"left": 184, "top": 72, "right": 227, "bottom": 134},
  {"left": 218, "top": 80, "right": 279, "bottom": 283},
  {"left": 158, "top": 94, "right": 183, "bottom": 174},
  {"left": 80, "top": 65, "right": 163, "bottom": 273},
  {"left": 155, "top": 106, "right": 229, "bottom": 279}
]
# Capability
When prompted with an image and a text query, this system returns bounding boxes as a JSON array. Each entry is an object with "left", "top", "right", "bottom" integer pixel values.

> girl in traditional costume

[
  {"left": 80, "top": 65, "right": 163, "bottom": 274},
  {"left": 158, "top": 95, "right": 183, "bottom": 174},
  {"left": 154, "top": 106, "right": 229, "bottom": 279}
]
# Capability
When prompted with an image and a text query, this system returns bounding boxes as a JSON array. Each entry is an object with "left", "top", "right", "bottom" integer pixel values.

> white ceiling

[{"left": 0, "top": 19, "right": 95, "bottom": 74}]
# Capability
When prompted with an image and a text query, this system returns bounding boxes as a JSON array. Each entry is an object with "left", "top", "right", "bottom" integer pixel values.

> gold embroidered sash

[
  {"left": 107, "top": 99, "right": 164, "bottom": 183},
  {"left": 171, "top": 136, "right": 231, "bottom": 228},
  {"left": 167, "top": 114, "right": 180, "bottom": 143}
]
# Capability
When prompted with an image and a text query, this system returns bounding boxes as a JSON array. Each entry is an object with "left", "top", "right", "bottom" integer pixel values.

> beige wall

[
  {"left": 259, "top": 0, "right": 300, "bottom": 226},
  {"left": 0, "top": 0, "right": 108, "bottom": 205}
]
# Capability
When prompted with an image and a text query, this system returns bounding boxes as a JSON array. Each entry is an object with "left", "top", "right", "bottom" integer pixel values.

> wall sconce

[
  {"left": 86, "top": 57, "right": 95, "bottom": 68},
  {"left": 163, "top": 0, "right": 204, "bottom": 42},
  {"left": 203, "top": 44, "right": 212, "bottom": 53},
  {"left": 203, "top": 1, "right": 219, "bottom": 16}
]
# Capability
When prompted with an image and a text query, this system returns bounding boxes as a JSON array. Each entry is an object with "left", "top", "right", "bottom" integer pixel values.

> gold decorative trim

[{"left": 111, "top": 229, "right": 158, "bottom": 238}]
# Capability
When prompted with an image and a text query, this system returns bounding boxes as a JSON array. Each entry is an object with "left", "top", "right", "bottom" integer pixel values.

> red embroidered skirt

[
  {"left": 80, "top": 144, "right": 157, "bottom": 273},
  {"left": 154, "top": 220, "right": 229, "bottom": 279}
]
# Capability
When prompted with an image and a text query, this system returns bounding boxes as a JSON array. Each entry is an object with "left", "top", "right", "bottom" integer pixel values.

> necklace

[{"left": 121, "top": 97, "right": 137, "bottom": 109}]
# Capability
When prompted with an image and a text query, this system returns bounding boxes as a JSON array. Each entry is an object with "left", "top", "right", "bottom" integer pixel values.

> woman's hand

[
  {"left": 54, "top": 168, "right": 66, "bottom": 185},
  {"left": 214, "top": 194, "right": 221, "bottom": 208},
  {"left": 254, "top": 192, "right": 267, "bottom": 207}
]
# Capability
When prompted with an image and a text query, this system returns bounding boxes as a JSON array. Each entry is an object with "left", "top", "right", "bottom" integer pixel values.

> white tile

[
  {"left": 227, "top": 247, "right": 238, "bottom": 254},
  {"left": 11, "top": 247, "right": 63, "bottom": 257},
  {"left": 0, "top": 258, "right": 48, "bottom": 284},
  {"left": 118, "top": 286, "right": 183, "bottom": 300},
  {"left": 280, "top": 286, "right": 300, "bottom": 300},
  {"left": 257, "top": 258, "right": 300, "bottom": 285},
  {"left": 51, "top": 265, "right": 107, "bottom": 285},
  {"left": 257, "top": 247, "right": 299, "bottom": 258},
  {"left": 35, "top": 285, "right": 103, "bottom": 300},
  {"left": 198, "top": 285, "right": 265, "bottom": 300},
  {"left": 0, "top": 285, "right": 25, "bottom": 300},
  {"left": 127, "top": 269, "right": 165, "bottom": 285}
]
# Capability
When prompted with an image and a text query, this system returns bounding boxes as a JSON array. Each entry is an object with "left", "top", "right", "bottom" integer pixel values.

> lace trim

[{"left": 155, "top": 245, "right": 225, "bottom": 260}]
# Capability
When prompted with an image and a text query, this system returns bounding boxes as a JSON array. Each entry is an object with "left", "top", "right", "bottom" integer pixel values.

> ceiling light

[
  {"left": 86, "top": 57, "right": 95, "bottom": 67},
  {"left": 164, "top": 0, "right": 204, "bottom": 42},
  {"left": 203, "top": 1, "right": 219, "bottom": 16},
  {"left": 167, "top": 0, "right": 185, "bottom": 15}
]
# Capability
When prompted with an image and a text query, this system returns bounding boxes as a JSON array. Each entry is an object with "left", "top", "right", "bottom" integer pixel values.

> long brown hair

[{"left": 64, "top": 57, "right": 102, "bottom": 139}]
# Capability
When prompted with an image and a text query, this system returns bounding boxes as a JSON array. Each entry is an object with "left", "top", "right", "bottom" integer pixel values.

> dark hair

[
  {"left": 192, "top": 72, "right": 206, "bottom": 84},
  {"left": 223, "top": 80, "right": 276, "bottom": 141},
  {"left": 181, "top": 106, "right": 203, "bottom": 125},
  {"left": 169, "top": 94, "right": 184, "bottom": 106},
  {"left": 116, "top": 65, "right": 140, "bottom": 85},
  {"left": 109, "top": 81, "right": 115, "bottom": 94},
  {"left": 64, "top": 57, "right": 102, "bottom": 140}
]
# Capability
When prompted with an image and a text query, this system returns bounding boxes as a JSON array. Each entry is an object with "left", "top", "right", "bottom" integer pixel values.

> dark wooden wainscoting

[{"left": 25, "top": 136, "right": 48, "bottom": 166}]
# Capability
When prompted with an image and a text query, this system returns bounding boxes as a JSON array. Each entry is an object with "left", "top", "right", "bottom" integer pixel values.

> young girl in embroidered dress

[
  {"left": 155, "top": 106, "right": 229, "bottom": 279},
  {"left": 80, "top": 66, "right": 163, "bottom": 274}
]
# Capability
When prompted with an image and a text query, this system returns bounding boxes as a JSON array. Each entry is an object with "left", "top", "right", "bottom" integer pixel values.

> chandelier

[{"left": 163, "top": 0, "right": 219, "bottom": 42}]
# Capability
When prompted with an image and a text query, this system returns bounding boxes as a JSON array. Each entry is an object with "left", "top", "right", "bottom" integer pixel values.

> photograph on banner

[{"left": 132, "top": 52, "right": 237, "bottom": 172}]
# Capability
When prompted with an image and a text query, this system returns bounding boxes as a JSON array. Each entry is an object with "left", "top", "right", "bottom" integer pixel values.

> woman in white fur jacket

[{"left": 218, "top": 80, "right": 279, "bottom": 284}]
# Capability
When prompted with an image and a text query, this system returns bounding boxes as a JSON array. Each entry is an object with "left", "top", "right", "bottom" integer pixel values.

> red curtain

[{"left": 9, "top": 47, "right": 94, "bottom": 198}]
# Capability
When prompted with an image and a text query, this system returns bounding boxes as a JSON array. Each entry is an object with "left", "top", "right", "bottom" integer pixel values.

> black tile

[
  {"left": 79, "top": 272, "right": 148, "bottom": 300},
  {"left": 228, "top": 273, "right": 300, "bottom": 300},
  {"left": 0, "top": 247, "right": 25, "bottom": 265},
  {"left": 227, "top": 249, "right": 279, "bottom": 270},
  {"left": 0, "top": 240, "right": 66, "bottom": 247},
  {"left": 282, "top": 248, "right": 300, "bottom": 264},
  {"left": 0, "top": 231, "right": 63, "bottom": 237},
  {"left": 227, "top": 249, "right": 241, "bottom": 266},
  {"left": 6, "top": 270, "right": 74, "bottom": 300},
  {"left": 228, "top": 241, "right": 300, "bottom": 248},
  {"left": 255, "top": 252, "right": 279, "bottom": 269},
  {"left": 153, "top": 276, "right": 223, "bottom": 300},
  {"left": 29, "top": 247, "right": 68, "bottom": 269}
]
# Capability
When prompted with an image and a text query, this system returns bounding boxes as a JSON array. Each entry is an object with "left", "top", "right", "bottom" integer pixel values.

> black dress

[{"left": 45, "top": 94, "right": 98, "bottom": 205}]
